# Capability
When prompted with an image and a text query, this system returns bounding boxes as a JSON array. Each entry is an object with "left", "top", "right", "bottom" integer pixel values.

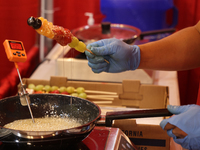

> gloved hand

[
  {"left": 85, "top": 38, "right": 140, "bottom": 73},
  {"left": 160, "top": 104, "right": 200, "bottom": 150}
]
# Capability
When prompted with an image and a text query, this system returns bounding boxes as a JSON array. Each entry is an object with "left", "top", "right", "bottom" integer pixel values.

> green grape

[
  {"left": 78, "top": 92, "right": 87, "bottom": 99},
  {"left": 66, "top": 86, "right": 75, "bottom": 93},
  {"left": 35, "top": 85, "right": 44, "bottom": 91},
  {"left": 51, "top": 86, "right": 59, "bottom": 91},
  {"left": 71, "top": 93, "right": 78, "bottom": 97},
  {"left": 44, "top": 85, "right": 52, "bottom": 92},
  {"left": 59, "top": 86, "right": 67, "bottom": 93},
  {"left": 28, "top": 83, "right": 35, "bottom": 90},
  {"left": 76, "top": 87, "right": 85, "bottom": 94}
]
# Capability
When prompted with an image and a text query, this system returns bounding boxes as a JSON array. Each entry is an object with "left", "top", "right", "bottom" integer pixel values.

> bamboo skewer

[
  {"left": 92, "top": 101, "right": 113, "bottom": 104},
  {"left": 84, "top": 90, "right": 117, "bottom": 95},
  {"left": 82, "top": 89, "right": 118, "bottom": 101},
  {"left": 87, "top": 96, "right": 115, "bottom": 101},
  {"left": 86, "top": 48, "right": 109, "bottom": 64},
  {"left": 87, "top": 95, "right": 118, "bottom": 98}
]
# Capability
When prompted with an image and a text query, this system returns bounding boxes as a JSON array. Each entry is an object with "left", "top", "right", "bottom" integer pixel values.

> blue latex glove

[
  {"left": 160, "top": 104, "right": 200, "bottom": 150},
  {"left": 85, "top": 38, "right": 140, "bottom": 73}
]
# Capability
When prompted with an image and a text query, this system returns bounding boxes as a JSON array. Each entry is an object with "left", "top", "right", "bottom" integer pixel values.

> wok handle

[{"left": 105, "top": 108, "right": 173, "bottom": 127}]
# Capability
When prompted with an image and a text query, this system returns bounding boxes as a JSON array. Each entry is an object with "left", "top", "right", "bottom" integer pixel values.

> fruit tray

[{"left": 20, "top": 76, "right": 168, "bottom": 109}]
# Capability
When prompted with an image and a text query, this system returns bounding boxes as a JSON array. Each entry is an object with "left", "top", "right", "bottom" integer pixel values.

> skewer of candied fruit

[{"left": 27, "top": 16, "right": 109, "bottom": 63}]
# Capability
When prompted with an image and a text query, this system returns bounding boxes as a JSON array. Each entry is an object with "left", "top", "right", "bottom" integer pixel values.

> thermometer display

[
  {"left": 3, "top": 40, "right": 27, "bottom": 62},
  {"left": 9, "top": 41, "right": 24, "bottom": 50}
]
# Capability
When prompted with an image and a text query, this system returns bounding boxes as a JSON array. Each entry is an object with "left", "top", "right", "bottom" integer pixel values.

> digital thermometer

[
  {"left": 3, "top": 39, "right": 35, "bottom": 123},
  {"left": 3, "top": 39, "right": 27, "bottom": 62}
]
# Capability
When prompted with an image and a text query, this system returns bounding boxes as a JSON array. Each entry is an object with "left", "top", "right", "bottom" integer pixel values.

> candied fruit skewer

[
  {"left": 27, "top": 16, "right": 84, "bottom": 52},
  {"left": 27, "top": 16, "right": 109, "bottom": 63}
]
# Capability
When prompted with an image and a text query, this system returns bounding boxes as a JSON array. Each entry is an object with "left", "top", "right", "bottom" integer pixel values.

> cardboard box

[
  {"left": 22, "top": 76, "right": 170, "bottom": 149},
  {"left": 22, "top": 76, "right": 169, "bottom": 108},
  {"left": 113, "top": 119, "right": 170, "bottom": 150}
]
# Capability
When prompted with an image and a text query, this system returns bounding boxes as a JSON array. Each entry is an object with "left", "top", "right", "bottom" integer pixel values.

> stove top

[{"left": 0, "top": 127, "right": 138, "bottom": 150}]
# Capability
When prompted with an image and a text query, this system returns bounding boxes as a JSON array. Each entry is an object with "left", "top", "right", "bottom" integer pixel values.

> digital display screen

[{"left": 9, "top": 41, "right": 23, "bottom": 50}]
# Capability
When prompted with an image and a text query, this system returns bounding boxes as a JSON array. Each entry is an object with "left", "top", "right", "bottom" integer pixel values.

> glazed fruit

[
  {"left": 44, "top": 85, "right": 52, "bottom": 92},
  {"left": 68, "top": 36, "right": 79, "bottom": 48},
  {"left": 27, "top": 84, "right": 87, "bottom": 99},
  {"left": 59, "top": 86, "right": 67, "bottom": 93},
  {"left": 78, "top": 92, "right": 87, "bottom": 99},
  {"left": 36, "top": 17, "right": 54, "bottom": 39},
  {"left": 66, "top": 86, "right": 75, "bottom": 94},
  {"left": 51, "top": 86, "right": 59, "bottom": 92},
  {"left": 52, "top": 27, "right": 72, "bottom": 46},
  {"left": 74, "top": 41, "right": 86, "bottom": 53},
  {"left": 28, "top": 17, "right": 88, "bottom": 53},
  {"left": 28, "top": 84, "right": 35, "bottom": 90},
  {"left": 35, "top": 85, "right": 44, "bottom": 92},
  {"left": 76, "top": 87, "right": 85, "bottom": 94},
  {"left": 61, "top": 91, "right": 69, "bottom": 95},
  {"left": 50, "top": 90, "right": 60, "bottom": 94}
]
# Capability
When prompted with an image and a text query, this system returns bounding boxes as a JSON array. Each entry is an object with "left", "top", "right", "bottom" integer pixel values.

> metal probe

[{"left": 15, "top": 63, "right": 35, "bottom": 123}]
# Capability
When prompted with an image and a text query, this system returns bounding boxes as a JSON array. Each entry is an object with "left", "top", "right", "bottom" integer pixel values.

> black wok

[
  {"left": 0, "top": 94, "right": 101, "bottom": 145},
  {"left": 0, "top": 94, "right": 172, "bottom": 149}
]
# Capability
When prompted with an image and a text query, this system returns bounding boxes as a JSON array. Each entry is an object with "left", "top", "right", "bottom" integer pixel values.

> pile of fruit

[{"left": 27, "top": 84, "right": 87, "bottom": 99}]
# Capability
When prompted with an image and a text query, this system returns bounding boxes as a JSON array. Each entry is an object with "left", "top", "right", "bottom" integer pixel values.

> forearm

[{"left": 138, "top": 21, "right": 200, "bottom": 71}]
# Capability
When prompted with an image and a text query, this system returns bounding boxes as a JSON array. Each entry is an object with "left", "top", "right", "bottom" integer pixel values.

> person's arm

[
  {"left": 85, "top": 22, "right": 200, "bottom": 149},
  {"left": 85, "top": 21, "right": 200, "bottom": 73},
  {"left": 138, "top": 21, "right": 200, "bottom": 70}
]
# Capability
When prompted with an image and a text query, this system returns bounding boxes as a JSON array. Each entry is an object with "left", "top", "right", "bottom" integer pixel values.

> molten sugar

[{"left": 4, "top": 117, "right": 82, "bottom": 131}]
